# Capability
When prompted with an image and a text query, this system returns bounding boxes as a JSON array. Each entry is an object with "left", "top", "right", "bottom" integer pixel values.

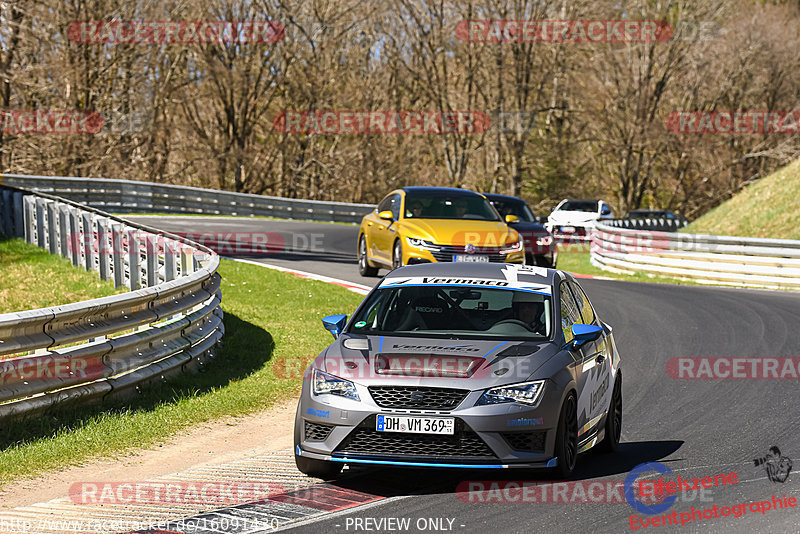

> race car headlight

[
  {"left": 406, "top": 237, "right": 440, "bottom": 251},
  {"left": 535, "top": 235, "right": 553, "bottom": 246},
  {"left": 500, "top": 238, "right": 524, "bottom": 254},
  {"left": 476, "top": 380, "right": 546, "bottom": 406},
  {"left": 312, "top": 369, "right": 360, "bottom": 401}
]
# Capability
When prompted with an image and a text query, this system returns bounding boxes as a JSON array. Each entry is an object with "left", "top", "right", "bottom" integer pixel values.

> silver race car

[{"left": 294, "top": 263, "right": 622, "bottom": 479}]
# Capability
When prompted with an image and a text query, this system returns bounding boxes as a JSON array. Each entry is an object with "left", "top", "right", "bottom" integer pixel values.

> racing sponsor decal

[
  {"left": 391, "top": 343, "right": 480, "bottom": 353},
  {"left": 306, "top": 407, "right": 330, "bottom": 419},
  {"left": 506, "top": 417, "right": 543, "bottom": 427},
  {"left": 666, "top": 357, "right": 800, "bottom": 379},
  {"left": 380, "top": 274, "right": 550, "bottom": 294}
]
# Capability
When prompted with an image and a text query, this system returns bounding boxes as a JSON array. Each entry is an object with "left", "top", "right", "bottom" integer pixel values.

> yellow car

[{"left": 357, "top": 187, "right": 525, "bottom": 276}]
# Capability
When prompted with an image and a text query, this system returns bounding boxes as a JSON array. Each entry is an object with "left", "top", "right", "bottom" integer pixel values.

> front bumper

[
  {"left": 296, "top": 381, "right": 563, "bottom": 470},
  {"left": 404, "top": 246, "right": 524, "bottom": 265}
]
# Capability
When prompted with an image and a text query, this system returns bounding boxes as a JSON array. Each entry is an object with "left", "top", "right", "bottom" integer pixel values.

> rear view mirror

[
  {"left": 450, "top": 289, "right": 480, "bottom": 300},
  {"left": 378, "top": 210, "right": 394, "bottom": 221},
  {"left": 570, "top": 324, "right": 603, "bottom": 349},
  {"left": 322, "top": 314, "right": 348, "bottom": 339}
]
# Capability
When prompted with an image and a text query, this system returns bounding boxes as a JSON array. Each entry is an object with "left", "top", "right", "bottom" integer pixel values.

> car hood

[
  {"left": 317, "top": 334, "right": 561, "bottom": 389},
  {"left": 401, "top": 219, "right": 518, "bottom": 246},
  {"left": 547, "top": 211, "right": 600, "bottom": 225}
]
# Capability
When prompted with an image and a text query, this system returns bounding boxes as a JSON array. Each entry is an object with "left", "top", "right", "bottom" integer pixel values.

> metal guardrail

[
  {"left": 0, "top": 174, "right": 375, "bottom": 224},
  {"left": 603, "top": 217, "right": 688, "bottom": 232},
  {"left": 590, "top": 223, "right": 800, "bottom": 290},
  {"left": 0, "top": 183, "right": 223, "bottom": 421}
]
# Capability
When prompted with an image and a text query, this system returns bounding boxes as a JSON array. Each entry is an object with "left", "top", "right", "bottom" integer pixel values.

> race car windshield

[
  {"left": 559, "top": 200, "right": 598, "bottom": 212},
  {"left": 348, "top": 286, "right": 552, "bottom": 340},
  {"left": 404, "top": 192, "right": 500, "bottom": 221}
]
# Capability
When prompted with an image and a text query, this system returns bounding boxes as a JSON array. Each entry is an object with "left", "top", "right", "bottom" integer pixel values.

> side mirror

[
  {"left": 378, "top": 210, "right": 394, "bottom": 221},
  {"left": 505, "top": 214, "right": 519, "bottom": 224},
  {"left": 570, "top": 323, "right": 603, "bottom": 349},
  {"left": 322, "top": 314, "right": 348, "bottom": 339}
]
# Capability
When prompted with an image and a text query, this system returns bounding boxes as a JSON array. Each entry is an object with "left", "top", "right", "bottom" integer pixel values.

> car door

[
  {"left": 559, "top": 280, "right": 593, "bottom": 435},
  {"left": 370, "top": 193, "right": 401, "bottom": 263},
  {"left": 567, "top": 280, "right": 612, "bottom": 433}
]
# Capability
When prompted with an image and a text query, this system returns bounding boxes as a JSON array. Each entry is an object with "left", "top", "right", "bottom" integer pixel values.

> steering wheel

[{"left": 494, "top": 319, "right": 535, "bottom": 331}]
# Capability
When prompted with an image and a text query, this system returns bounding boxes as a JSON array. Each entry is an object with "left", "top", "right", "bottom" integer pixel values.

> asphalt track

[{"left": 129, "top": 215, "right": 800, "bottom": 533}]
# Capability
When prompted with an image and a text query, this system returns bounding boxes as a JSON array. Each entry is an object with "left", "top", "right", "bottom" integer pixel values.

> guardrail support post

[
  {"left": 12, "top": 191, "right": 24, "bottom": 238},
  {"left": 128, "top": 228, "right": 141, "bottom": 290},
  {"left": 1, "top": 189, "right": 11, "bottom": 236},
  {"left": 69, "top": 208, "right": 81, "bottom": 267},
  {"left": 164, "top": 239, "right": 177, "bottom": 281},
  {"left": 82, "top": 213, "right": 96, "bottom": 272},
  {"left": 58, "top": 205, "right": 70, "bottom": 259},
  {"left": 23, "top": 196, "right": 35, "bottom": 244},
  {"left": 35, "top": 198, "right": 47, "bottom": 248},
  {"left": 145, "top": 235, "right": 158, "bottom": 287},
  {"left": 181, "top": 248, "right": 195, "bottom": 275},
  {"left": 46, "top": 201, "right": 58, "bottom": 255},
  {"left": 97, "top": 218, "right": 111, "bottom": 281},
  {"left": 112, "top": 224, "right": 124, "bottom": 288}
]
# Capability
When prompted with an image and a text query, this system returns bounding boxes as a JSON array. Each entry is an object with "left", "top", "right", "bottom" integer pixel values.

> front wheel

[
  {"left": 358, "top": 235, "right": 379, "bottom": 277},
  {"left": 553, "top": 393, "right": 578, "bottom": 478},
  {"left": 598, "top": 375, "right": 622, "bottom": 453},
  {"left": 392, "top": 239, "right": 404, "bottom": 270}
]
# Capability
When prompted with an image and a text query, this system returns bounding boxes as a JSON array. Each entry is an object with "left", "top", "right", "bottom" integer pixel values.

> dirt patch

[{"left": 0, "top": 399, "right": 298, "bottom": 509}]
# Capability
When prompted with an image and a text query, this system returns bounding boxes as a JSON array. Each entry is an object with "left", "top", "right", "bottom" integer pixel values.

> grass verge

[
  {"left": 0, "top": 258, "right": 363, "bottom": 487},
  {"left": 0, "top": 236, "right": 123, "bottom": 313},
  {"left": 682, "top": 158, "right": 800, "bottom": 239}
]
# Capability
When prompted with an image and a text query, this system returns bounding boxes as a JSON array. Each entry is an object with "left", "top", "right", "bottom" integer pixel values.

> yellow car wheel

[{"left": 358, "top": 235, "right": 379, "bottom": 277}]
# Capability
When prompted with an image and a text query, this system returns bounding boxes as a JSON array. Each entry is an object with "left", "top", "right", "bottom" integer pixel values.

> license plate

[
  {"left": 454, "top": 254, "right": 489, "bottom": 262},
  {"left": 376, "top": 415, "right": 454, "bottom": 435},
  {"left": 561, "top": 226, "right": 575, "bottom": 233}
]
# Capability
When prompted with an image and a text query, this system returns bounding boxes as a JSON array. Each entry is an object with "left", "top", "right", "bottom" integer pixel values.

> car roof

[
  {"left": 401, "top": 186, "right": 484, "bottom": 197},
  {"left": 381, "top": 262, "right": 561, "bottom": 287},
  {"left": 482, "top": 192, "right": 524, "bottom": 202}
]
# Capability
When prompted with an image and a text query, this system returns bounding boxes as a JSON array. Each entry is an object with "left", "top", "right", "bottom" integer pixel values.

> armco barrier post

[
  {"left": 23, "top": 195, "right": 35, "bottom": 244},
  {"left": 97, "top": 218, "right": 111, "bottom": 281},
  {"left": 69, "top": 208, "right": 81, "bottom": 267},
  {"left": 145, "top": 235, "right": 158, "bottom": 286},
  {"left": 112, "top": 223, "right": 125, "bottom": 288},
  {"left": 35, "top": 197, "right": 47, "bottom": 248},
  {"left": 128, "top": 228, "right": 141, "bottom": 290},
  {"left": 1, "top": 189, "right": 11, "bottom": 235},
  {"left": 82, "top": 212, "right": 96, "bottom": 272},
  {"left": 164, "top": 246, "right": 177, "bottom": 281},
  {"left": 58, "top": 204, "right": 70, "bottom": 259},
  {"left": 47, "top": 201, "right": 58, "bottom": 255},
  {"left": 12, "top": 191, "right": 23, "bottom": 237}
]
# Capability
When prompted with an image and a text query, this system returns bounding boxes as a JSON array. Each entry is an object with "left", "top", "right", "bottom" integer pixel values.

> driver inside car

[{"left": 511, "top": 291, "right": 546, "bottom": 333}]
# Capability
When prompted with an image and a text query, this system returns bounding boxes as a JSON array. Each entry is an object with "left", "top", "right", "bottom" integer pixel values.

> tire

[
  {"left": 392, "top": 239, "right": 404, "bottom": 270},
  {"left": 598, "top": 375, "right": 622, "bottom": 453},
  {"left": 358, "top": 235, "right": 379, "bottom": 277},
  {"left": 553, "top": 393, "right": 578, "bottom": 479}
]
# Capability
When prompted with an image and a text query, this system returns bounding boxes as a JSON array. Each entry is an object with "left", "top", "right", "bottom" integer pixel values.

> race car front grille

[
  {"left": 501, "top": 431, "right": 546, "bottom": 453},
  {"left": 304, "top": 421, "right": 334, "bottom": 441},
  {"left": 368, "top": 386, "right": 469, "bottom": 410},
  {"left": 335, "top": 416, "right": 496, "bottom": 459}
]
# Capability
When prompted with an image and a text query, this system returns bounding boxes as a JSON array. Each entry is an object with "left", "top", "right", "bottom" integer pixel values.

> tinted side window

[
  {"left": 568, "top": 281, "right": 596, "bottom": 325},
  {"left": 389, "top": 194, "right": 401, "bottom": 220},
  {"left": 559, "top": 281, "right": 582, "bottom": 343},
  {"left": 377, "top": 195, "right": 393, "bottom": 213}
]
